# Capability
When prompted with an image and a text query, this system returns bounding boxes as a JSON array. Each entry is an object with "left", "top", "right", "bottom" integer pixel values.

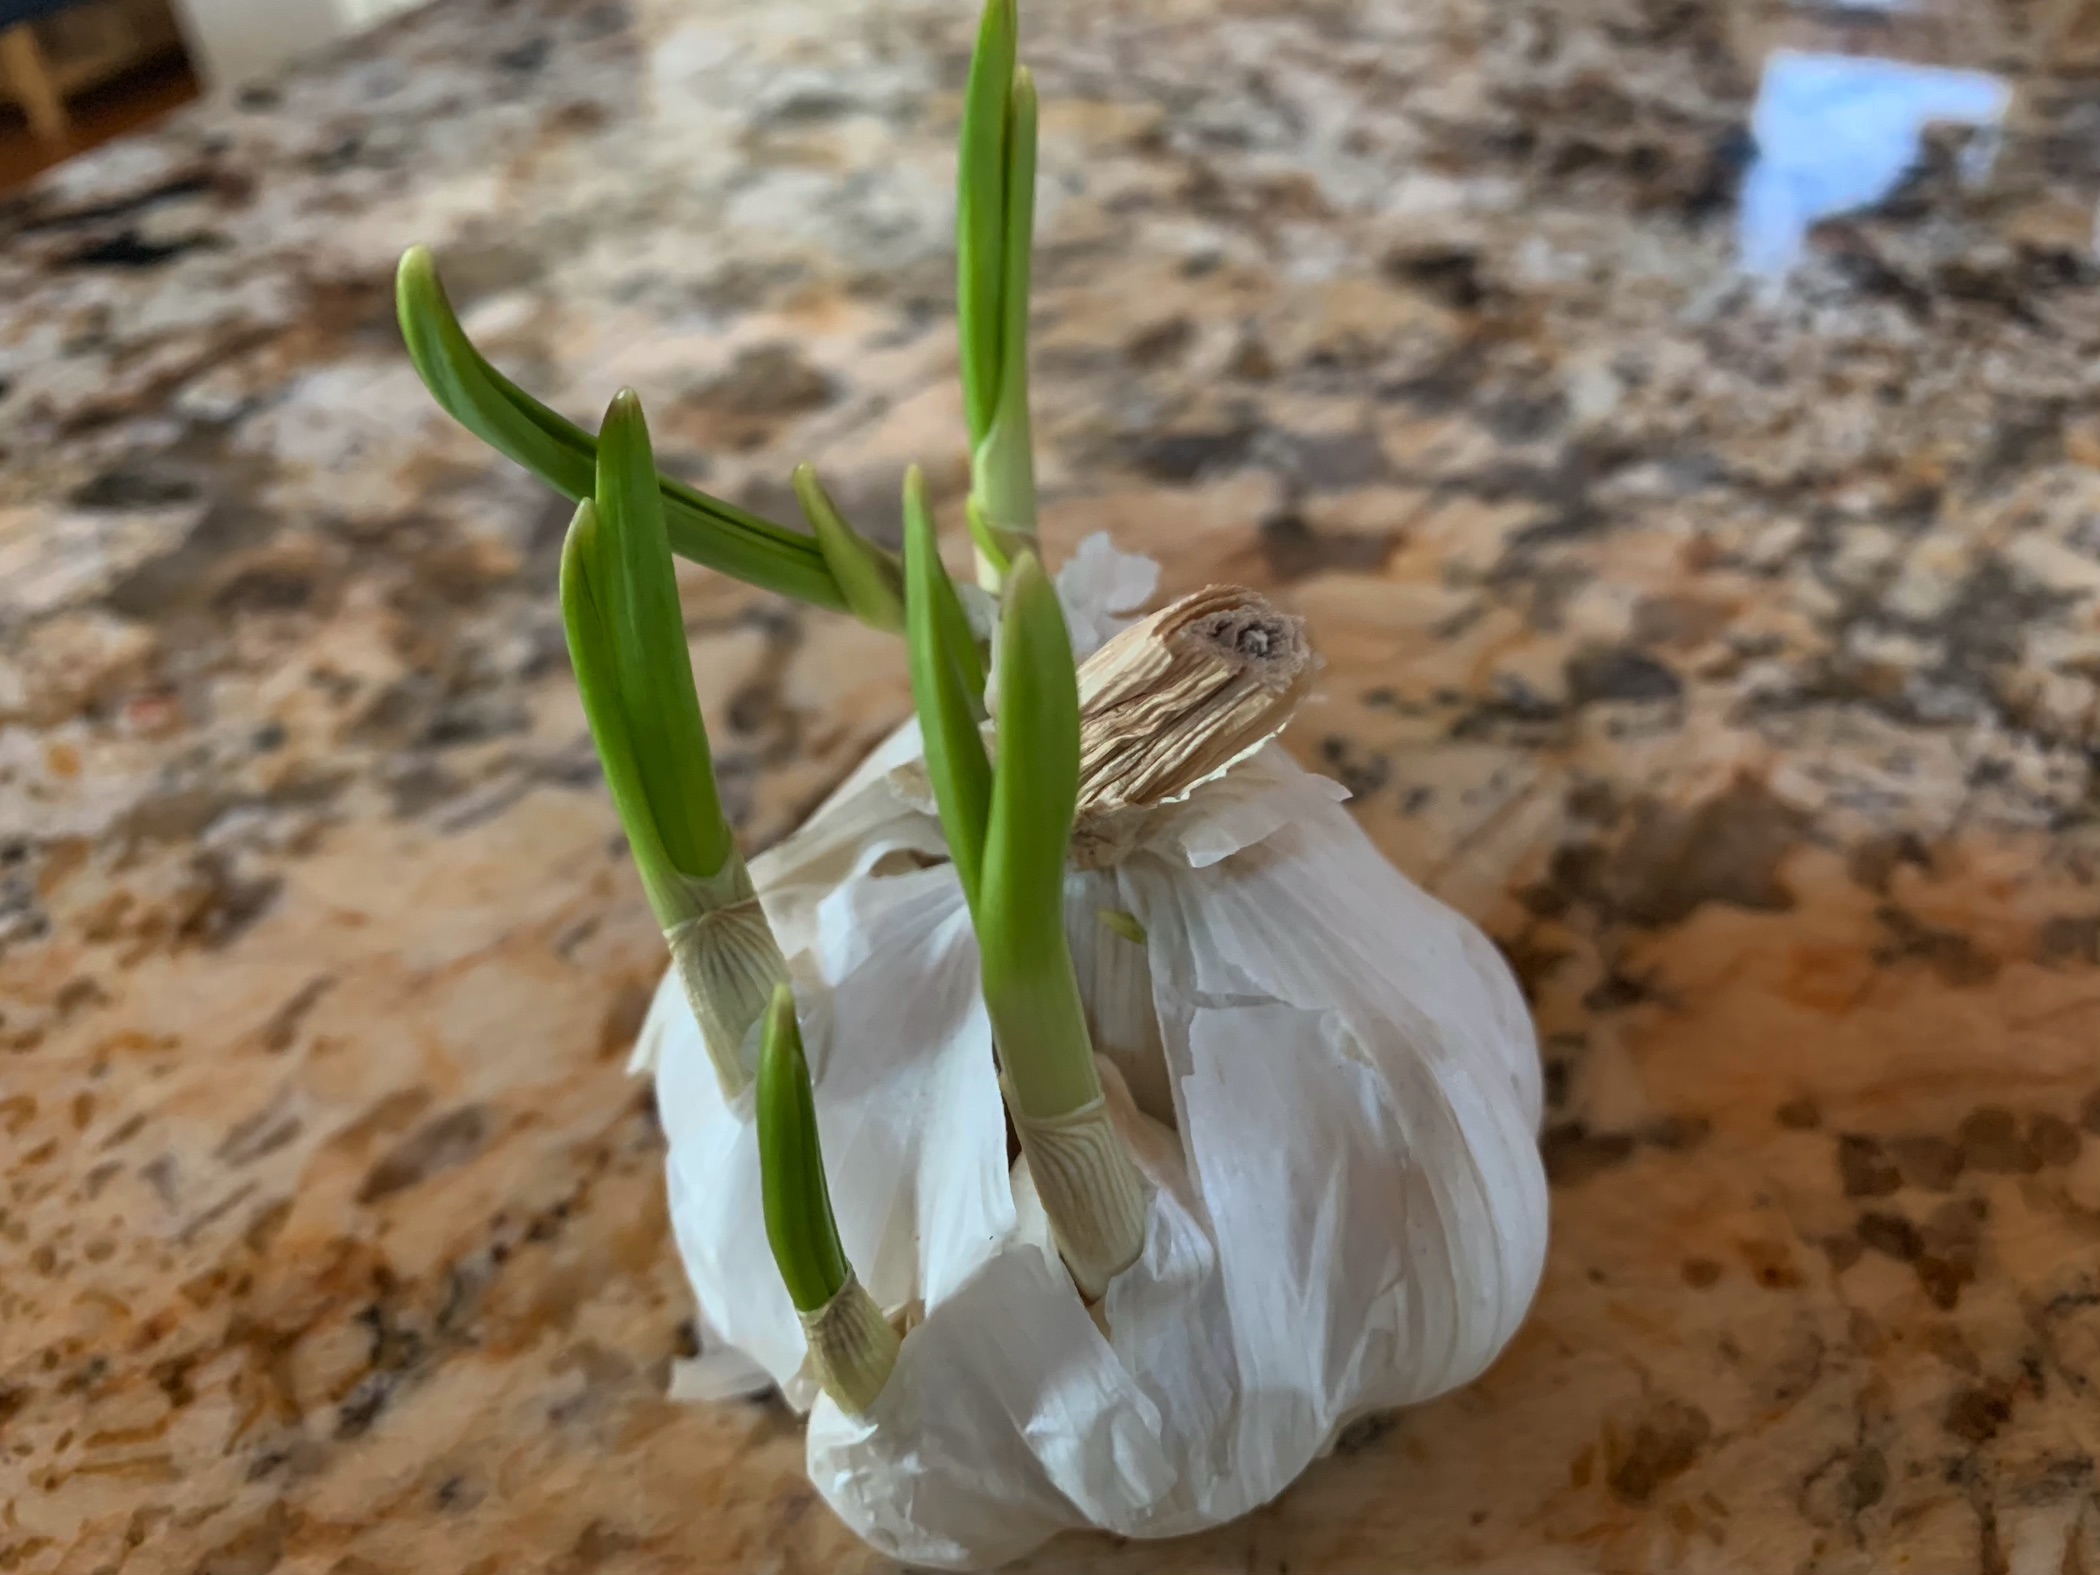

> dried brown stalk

[{"left": 1075, "top": 585, "right": 1317, "bottom": 819}]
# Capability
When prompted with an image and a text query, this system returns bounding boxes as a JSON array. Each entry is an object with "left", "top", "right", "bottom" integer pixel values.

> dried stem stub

[
  {"left": 799, "top": 1277, "right": 901, "bottom": 1415},
  {"left": 667, "top": 861, "right": 789, "bottom": 1095},
  {"left": 1072, "top": 586, "right": 1317, "bottom": 859},
  {"left": 1009, "top": 1087, "right": 1148, "bottom": 1300}
]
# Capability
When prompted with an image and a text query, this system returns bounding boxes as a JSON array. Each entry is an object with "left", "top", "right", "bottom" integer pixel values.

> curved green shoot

[
  {"left": 973, "top": 68, "right": 1037, "bottom": 544},
  {"left": 561, "top": 395, "right": 786, "bottom": 1096},
  {"left": 974, "top": 551, "right": 1101, "bottom": 1121},
  {"left": 596, "top": 391, "right": 733, "bottom": 882},
  {"left": 560, "top": 500, "right": 689, "bottom": 928},
  {"left": 956, "top": 0, "right": 1039, "bottom": 581},
  {"left": 397, "top": 245, "right": 863, "bottom": 617},
  {"left": 903, "top": 466, "right": 993, "bottom": 904},
  {"left": 757, "top": 984, "right": 852, "bottom": 1314},
  {"left": 757, "top": 985, "right": 899, "bottom": 1412},
  {"left": 956, "top": 0, "right": 1017, "bottom": 448},
  {"left": 794, "top": 463, "right": 905, "bottom": 634}
]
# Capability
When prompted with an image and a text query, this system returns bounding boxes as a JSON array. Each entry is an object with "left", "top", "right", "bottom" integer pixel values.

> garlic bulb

[
  {"left": 396, "top": 4, "right": 1544, "bottom": 1554},
  {"left": 640, "top": 538, "right": 1548, "bottom": 1569}
]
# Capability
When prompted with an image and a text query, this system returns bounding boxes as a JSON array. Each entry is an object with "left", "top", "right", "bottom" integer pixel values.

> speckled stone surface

[{"left": 5, "top": 0, "right": 2100, "bottom": 1568}]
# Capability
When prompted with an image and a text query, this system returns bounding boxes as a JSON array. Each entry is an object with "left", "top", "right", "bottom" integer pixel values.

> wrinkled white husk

[{"left": 637, "top": 537, "right": 1548, "bottom": 1570}]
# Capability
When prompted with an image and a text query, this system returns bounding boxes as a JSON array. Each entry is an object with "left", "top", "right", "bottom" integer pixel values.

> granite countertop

[{"left": 5, "top": 0, "right": 2100, "bottom": 1568}]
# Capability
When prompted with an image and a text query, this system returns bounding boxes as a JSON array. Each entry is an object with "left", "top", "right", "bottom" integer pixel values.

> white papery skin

[{"left": 637, "top": 541, "right": 1548, "bottom": 1570}]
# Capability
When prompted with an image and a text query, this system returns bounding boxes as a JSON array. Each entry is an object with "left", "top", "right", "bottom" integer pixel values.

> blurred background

[
  {"left": 10, "top": 0, "right": 2100, "bottom": 248},
  {"left": 0, "top": 0, "right": 428, "bottom": 188}
]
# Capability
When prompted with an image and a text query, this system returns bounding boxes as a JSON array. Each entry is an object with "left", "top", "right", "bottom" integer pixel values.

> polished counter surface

[{"left": 4, "top": 0, "right": 2100, "bottom": 1569}]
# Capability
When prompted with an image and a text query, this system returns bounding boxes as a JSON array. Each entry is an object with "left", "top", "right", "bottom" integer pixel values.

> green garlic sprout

[{"left": 405, "top": 0, "right": 1147, "bottom": 1406}]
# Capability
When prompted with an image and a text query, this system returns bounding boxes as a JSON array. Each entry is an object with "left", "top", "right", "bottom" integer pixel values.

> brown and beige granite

[{"left": 5, "top": 0, "right": 2100, "bottom": 1568}]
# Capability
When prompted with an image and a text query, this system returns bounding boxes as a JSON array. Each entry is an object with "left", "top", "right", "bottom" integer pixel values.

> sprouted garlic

[{"left": 400, "top": 0, "right": 1548, "bottom": 1561}]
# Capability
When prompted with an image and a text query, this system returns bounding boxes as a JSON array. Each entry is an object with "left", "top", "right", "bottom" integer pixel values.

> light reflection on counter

[{"left": 1739, "top": 48, "right": 2010, "bottom": 276}]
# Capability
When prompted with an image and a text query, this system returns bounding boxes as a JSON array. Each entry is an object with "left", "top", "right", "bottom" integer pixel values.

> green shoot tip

[{"left": 758, "top": 984, "right": 852, "bottom": 1314}]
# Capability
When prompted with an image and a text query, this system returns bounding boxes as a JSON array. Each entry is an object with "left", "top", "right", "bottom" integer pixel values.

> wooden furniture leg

[{"left": 0, "top": 23, "right": 68, "bottom": 145}]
